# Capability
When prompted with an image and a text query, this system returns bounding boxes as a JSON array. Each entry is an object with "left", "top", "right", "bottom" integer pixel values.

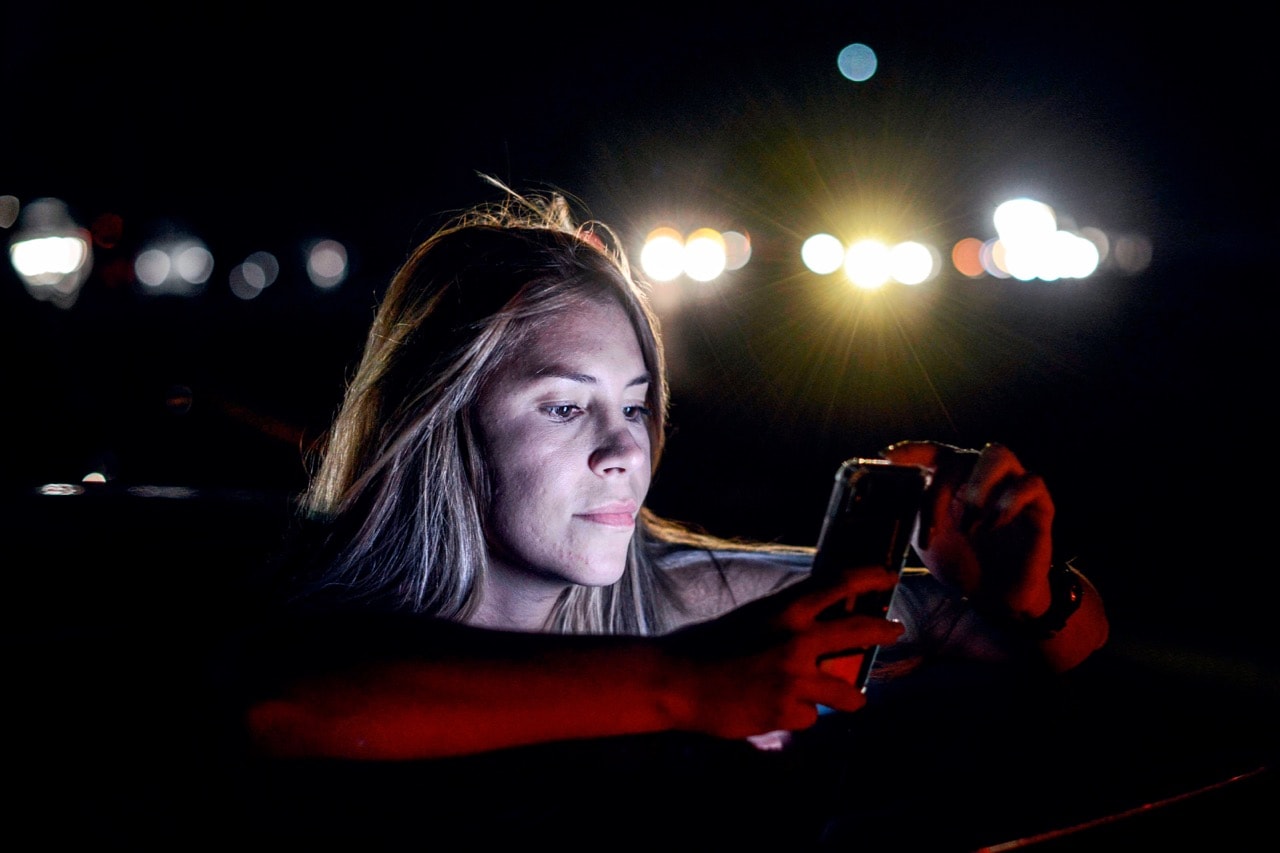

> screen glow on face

[{"left": 475, "top": 299, "right": 653, "bottom": 617}]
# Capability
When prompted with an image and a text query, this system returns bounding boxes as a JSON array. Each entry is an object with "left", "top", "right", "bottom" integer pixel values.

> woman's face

[{"left": 475, "top": 298, "right": 653, "bottom": 620}]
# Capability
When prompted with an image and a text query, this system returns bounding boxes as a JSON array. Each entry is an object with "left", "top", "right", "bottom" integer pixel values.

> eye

[
  {"left": 622, "top": 405, "right": 652, "bottom": 421},
  {"left": 542, "top": 404, "right": 583, "bottom": 422}
]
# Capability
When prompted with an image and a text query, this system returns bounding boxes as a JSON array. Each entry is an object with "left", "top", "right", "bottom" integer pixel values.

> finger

[
  {"left": 954, "top": 445, "right": 1050, "bottom": 532},
  {"left": 891, "top": 443, "right": 978, "bottom": 550},
  {"left": 785, "top": 566, "right": 901, "bottom": 627},
  {"left": 943, "top": 444, "right": 1016, "bottom": 534},
  {"left": 814, "top": 612, "right": 905, "bottom": 654},
  {"left": 880, "top": 439, "right": 947, "bottom": 469},
  {"left": 986, "top": 471, "right": 1054, "bottom": 531},
  {"left": 802, "top": 671, "right": 873, "bottom": 714},
  {"left": 967, "top": 442, "right": 1030, "bottom": 492}
]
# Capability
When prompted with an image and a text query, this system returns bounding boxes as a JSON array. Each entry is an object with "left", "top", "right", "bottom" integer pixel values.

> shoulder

[{"left": 657, "top": 546, "right": 812, "bottom": 628}]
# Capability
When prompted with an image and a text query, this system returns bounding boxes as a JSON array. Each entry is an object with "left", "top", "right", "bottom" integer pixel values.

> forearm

[
  {"left": 239, "top": 570, "right": 898, "bottom": 760},
  {"left": 244, "top": 628, "right": 685, "bottom": 760}
]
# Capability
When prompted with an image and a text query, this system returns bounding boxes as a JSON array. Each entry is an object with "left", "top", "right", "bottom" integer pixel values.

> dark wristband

[{"left": 1014, "top": 563, "right": 1085, "bottom": 639}]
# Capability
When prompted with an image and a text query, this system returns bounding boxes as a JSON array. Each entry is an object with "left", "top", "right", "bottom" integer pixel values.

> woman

[{"left": 242, "top": 180, "right": 1108, "bottom": 761}]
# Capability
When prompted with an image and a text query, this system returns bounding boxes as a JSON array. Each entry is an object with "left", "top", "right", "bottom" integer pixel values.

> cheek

[
  {"left": 487, "top": 443, "right": 575, "bottom": 527},
  {"left": 484, "top": 417, "right": 550, "bottom": 493},
  {"left": 485, "top": 474, "right": 559, "bottom": 566},
  {"left": 639, "top": 466, "right": 651, "bottom": 496},
  {"left": 637, "top": 427, "right": 655, "bottom": 490}
]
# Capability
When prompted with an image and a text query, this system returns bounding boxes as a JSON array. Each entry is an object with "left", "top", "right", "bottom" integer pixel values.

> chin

[
  {"left": 575, "top": 564, "right": 628, "bottom": 588},
  {"left": 570, "top": 549, "right": 630, "bottom": 587}
]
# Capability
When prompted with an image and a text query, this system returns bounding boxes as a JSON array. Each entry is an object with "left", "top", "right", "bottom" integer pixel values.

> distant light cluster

[
  {"left": 3, "top": 194, "right": 351, "bottom": 310},
  {"left": 637, "top": 195, "right": 1151, "bottom": 298},
  {"left": 2, "top": 187, "right": 1152, "bottom": 314}
]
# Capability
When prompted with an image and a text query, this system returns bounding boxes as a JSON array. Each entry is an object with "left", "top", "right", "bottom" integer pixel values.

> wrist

[
  {"left": 1004, "top": 575, "right": 1054, "bottom": 623},
  {"left": 1005, "top": 563, "right": 1085, "bottom": 640}
]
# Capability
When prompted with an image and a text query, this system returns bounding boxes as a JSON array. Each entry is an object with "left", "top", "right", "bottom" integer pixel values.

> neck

[{"left": 466, "top": 563, "right": 568, "bottom": 632}]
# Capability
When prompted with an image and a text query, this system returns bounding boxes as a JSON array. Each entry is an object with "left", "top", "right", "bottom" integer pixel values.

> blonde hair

[{"left": 292, "top": 178, "right": 686, "bottom": 633}]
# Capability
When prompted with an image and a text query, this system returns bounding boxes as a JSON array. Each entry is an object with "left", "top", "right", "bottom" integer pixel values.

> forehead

[{"left": 505, "top": 298, "right": 646, "bottom": 377}]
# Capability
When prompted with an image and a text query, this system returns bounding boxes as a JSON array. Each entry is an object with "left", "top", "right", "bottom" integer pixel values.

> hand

[
  {"left": 657, "top": 565, "right": 905, "bottom": 740},
  {"left": 881, "top": 440, "right": 1054, "bottom": 620}
]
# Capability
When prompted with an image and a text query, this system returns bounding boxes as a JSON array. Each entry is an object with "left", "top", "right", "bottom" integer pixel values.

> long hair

[{"left": 291, "top": 178, "right": 685, "bottom": 633}]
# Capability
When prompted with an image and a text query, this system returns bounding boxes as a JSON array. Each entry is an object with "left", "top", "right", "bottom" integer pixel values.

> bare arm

[{"left": 240, "top": 565, "right": 905, "bottom": 760}]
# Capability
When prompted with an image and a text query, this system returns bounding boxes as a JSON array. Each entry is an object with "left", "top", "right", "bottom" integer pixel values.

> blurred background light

[
  {"left": 951, "top": 237, "right": 985, "bottom": 278},
  {"left": 1112, "top": 234, "right": 1153, "bottom": 275},
  {"left": 1, "top": 195, "right": 21, "bottom": 228},
  {"left": 229, "top": 250, "right": 280, "bottom": 300},
  {"left": 837, "top": 42, "right": 878, "bottom": 82},
  {"left": 306, "top": 239, "right": 348, "bottom": 289},
  {"left": 993, "top": 197, "right": 1057, "bottom": 244},
  {"left": 640, "top": 226, "right": 686, "bottom": 282},
  {"left": 801, "top": 233, "right": 845, "bottom": 274},
  {"left": 134, "top": 235, "right": 212, "bottom": 296},
  {"left": 844, "top": 239, "right": 892, "bottom": 289},
  {"left": 802, "top": 232, "right": 941, "bottom": 287},
  {"left": 722, "top": 230, "right": 751, "bottom": 271},
  {"left": 640, "top": 225, "right": 745, "bottom": 284},
  {"left": 987, "top": 198, "right": 1108, "bottom": 281},
  {"left": 887, "top": 240, "right": 935, "bottom": 285},
  {"left": 7, "top": 197, "right": 93, "bottom": 309},
  {"left": 683, "top": 227, "right": 727, "bottom": 282},
  {"left": 980, "top": 238, "right": 1010, "bottom": 278}
]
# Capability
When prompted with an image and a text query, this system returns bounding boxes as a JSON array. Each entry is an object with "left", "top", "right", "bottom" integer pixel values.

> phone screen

[{"left": 811, "top": 458, "right": 927, "bottom": 690}]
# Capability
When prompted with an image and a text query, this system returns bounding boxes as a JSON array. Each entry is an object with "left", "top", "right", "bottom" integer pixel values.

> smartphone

[{"left": 811, "top": 457, "right": 928, "bottom": 690}]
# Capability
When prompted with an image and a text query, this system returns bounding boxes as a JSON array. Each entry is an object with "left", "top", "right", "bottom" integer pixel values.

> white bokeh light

[
  {"left": 888, "top": 241, "right": 934, "bottom": 285},
  {"left": 640, "top": 227, "right": 686, "bottom": 282},
  {"left": 844, "top": 239, "right": 892, "bottom": 289},
  {"left": 801, "top": 233, "right": 845, "bottom": 275},
  {"left": 683, "top": 228, "right": 727, "bottom": 282},
  {"left": 307, "top": 239, "right": 348, "bottom": 289}
]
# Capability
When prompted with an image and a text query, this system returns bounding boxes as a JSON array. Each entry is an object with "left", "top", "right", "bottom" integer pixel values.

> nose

[{"left": 588, "top": 414, "right": 648, "bottom": 476}]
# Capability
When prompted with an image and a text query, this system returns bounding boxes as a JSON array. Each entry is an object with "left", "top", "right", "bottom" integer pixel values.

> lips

[{"left": 577, "top": 500, "right": 638, "bottom": 527}]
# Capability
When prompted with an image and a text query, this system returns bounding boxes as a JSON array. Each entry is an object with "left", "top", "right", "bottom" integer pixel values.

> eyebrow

[{"left": 531, "top": 365, "right": 651, "bottom": 389}]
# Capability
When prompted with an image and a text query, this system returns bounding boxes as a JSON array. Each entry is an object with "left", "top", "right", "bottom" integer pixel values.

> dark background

[
  {"left": 5, "top": 2, "right": 1272, "bottom": 643},
  {"left": 3, "top": 4, "right": 1277, "bottom": 843}
]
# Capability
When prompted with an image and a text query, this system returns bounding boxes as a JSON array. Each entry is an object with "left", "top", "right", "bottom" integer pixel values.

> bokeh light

[
  {"left": 683, "top": 228, "right": 727, "bottom": 282},
  {"left": 640, "top": 226, "right": 686, "bottom": 282},
  {"left": 887, "top": 241, "right": 935, "bottom": 285},
  {"left": 837, "top": 43, "right": 878, "bottom": 82},
  {"left": 722, "top": 230, "right": 752, "bottom": 271},
  {"left": 230, "top": 251, "right": 281, "bottom": 300},
  {"left": 844, "top": 239, "right": 892, "bottom": 289},
  {"left": 306, "top": 239, "right": 348, "bottom": 289},
  {"left": 951, "top": 237, "right": 985, "bottom": 278},
  {"left": 134, "top": 236, "right": 212, "bottom": 296},
  {"left": 801, "top": 233, "right": 845, "bottom": 275},
  {"left": 988, "top": 197, "right": 1104, "bottom": 280},
  {"left": 8, "top": 197, "right": 93, "bottom": 308}
]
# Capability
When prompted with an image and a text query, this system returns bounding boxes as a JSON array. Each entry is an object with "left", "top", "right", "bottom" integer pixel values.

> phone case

[{"left": 812, "top": 457, "right": 927, "bottom": 689}]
